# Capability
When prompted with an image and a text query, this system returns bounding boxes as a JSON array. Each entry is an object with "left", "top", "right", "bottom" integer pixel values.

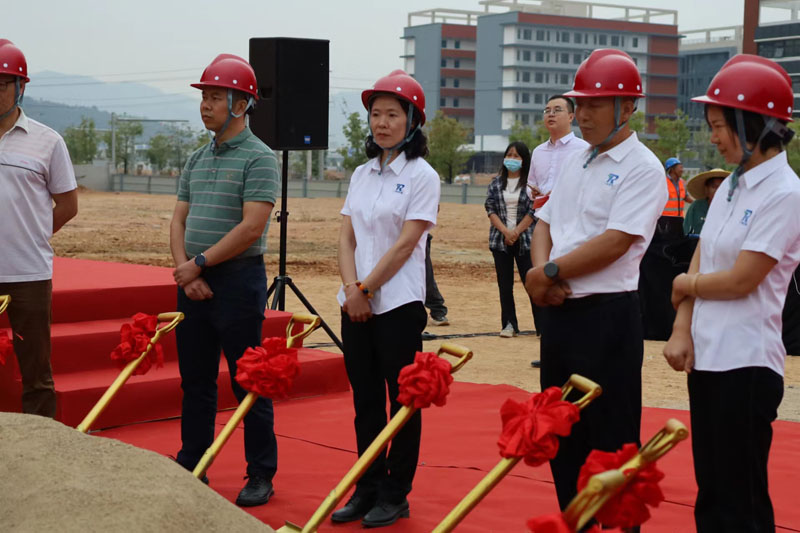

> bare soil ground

[{"left": 52, "top": 189, "right": 800, "bottom": 421}]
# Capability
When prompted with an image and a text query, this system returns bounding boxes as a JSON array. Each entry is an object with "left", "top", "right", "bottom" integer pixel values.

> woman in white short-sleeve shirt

[
  {"left": 665, "top": 55, "right": 800, "bottom": 533},
  {"left": 333, "top": 70, "right": 440, "bottom": 528}
]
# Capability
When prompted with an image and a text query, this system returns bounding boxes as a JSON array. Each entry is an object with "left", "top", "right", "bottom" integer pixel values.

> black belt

[
  {"left": 203, "top": 254, "right": 264, "bottom": 274},
  {"left": 559, "top": 291, "right": 635, "bottom": 310}
]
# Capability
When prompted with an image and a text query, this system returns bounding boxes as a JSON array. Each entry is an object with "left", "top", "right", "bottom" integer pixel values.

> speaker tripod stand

[{"left": 266, "top": 150, "right": 344, "bottom": 351}]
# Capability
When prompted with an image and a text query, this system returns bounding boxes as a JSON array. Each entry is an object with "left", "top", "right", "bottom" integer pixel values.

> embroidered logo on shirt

[
  {"left": 395, "top": 184, "right": 406, "bottom": 194},
  {"left": 741, "top": 209, "right": 753, "bottom": 226},
  {"left": 605, "top": 173, "right": 620, "bottom": 186}
]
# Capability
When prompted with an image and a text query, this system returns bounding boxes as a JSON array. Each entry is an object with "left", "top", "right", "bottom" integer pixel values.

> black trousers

[
  {"left": 689, "top": 367, "right": 783, "bottom": 533},
  {"left": 175, "top": 256, "right": 277, "bottom": 479},
  {"left": 491, "top": 243, "right": 541, "bottom": 333},
  {"left": 424, "top": 234, "right": 447, "bottom": 319},
  {"left": 539, "top": 292, "right": 643, "bottom": 509},
  {"left": 341, "top": 301, "right": 427, "bottom": 503}
]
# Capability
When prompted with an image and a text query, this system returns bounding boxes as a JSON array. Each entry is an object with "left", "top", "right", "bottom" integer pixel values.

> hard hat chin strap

[
  {"left": 0, "top": 78, "right": 22, "bottom": 121},
  {"left": 726, "top": 109, "right": 791, "bottom": 202},
  {"left": 210, "top": 89, "right": 255, "bottom": 151},
  {"left": 584, "top": 96, "right": 632, "bottom": 168}
]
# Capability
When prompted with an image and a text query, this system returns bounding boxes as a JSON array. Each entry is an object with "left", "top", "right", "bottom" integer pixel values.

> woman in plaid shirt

[{"left": 484, "top": 141, "right": 540, "bottom": 337}]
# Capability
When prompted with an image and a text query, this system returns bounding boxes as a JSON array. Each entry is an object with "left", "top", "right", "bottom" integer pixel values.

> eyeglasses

[{"left": 542, "top": 106, "right": 567, "bottom": 116}]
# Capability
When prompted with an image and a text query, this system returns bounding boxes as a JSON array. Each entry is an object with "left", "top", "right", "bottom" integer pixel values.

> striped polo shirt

[{"left": 177, "top": 127, "right": 279, "bottom": 258}]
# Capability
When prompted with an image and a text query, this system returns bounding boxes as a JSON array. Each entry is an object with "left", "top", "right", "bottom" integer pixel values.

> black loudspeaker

[{"left": 249, "top": 37, "right": 329, "bottom": 150}]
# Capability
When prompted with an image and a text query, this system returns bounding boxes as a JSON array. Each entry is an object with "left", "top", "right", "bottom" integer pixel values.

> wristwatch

[
  {"left": 194, "top": 252, "right": 207, "bottom": 270},
  {"left": 543, "top": 261, "right": 560, "bottom": 281}
]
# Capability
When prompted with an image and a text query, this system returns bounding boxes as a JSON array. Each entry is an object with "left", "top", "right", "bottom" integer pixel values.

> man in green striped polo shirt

[{"left": 169, "top": 54, "right": 280, "bottom": 507}]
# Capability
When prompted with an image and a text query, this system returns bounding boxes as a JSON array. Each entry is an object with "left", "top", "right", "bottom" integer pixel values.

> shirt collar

[
  {"left": 370, "top": 150, "right": 409, "bottom": 176},
  {"left": 740, "top": 151, "right": 787, "bottom": 189},
  {"left": 10, "top": 107, "right": 29, "bottom": 133},
  {"left": 600, "top": 131, "right": 639, "bottom": 163},
  {"left": 214, "top": 126, "right": 251, "bottom": 152},
  {"left": 551, "top": 131, "right": 576, "bottom": 146}
]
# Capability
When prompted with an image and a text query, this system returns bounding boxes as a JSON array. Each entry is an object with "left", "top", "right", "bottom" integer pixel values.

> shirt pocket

[{"left": 580, "top": 177, "right": 618, "bottom": 229}]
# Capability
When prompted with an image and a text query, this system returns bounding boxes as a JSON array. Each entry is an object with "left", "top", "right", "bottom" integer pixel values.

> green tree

[
  {"left": 63, "top": 117, "right": 99, "bottom": 164},
  {"left": 104, "top": 119, "right": 143, "bottom": 174},
  {"left": 628, "top": 110, "right": 646, "bottom": 135},
  {"left": 337, "top": 112, "right": 369, "bottom": 171},
  {"left": 508, "top": 120, "right": 548, "bottom": 149},
  {"left": 786, "top": 122, "right": 800, "bottom": 176},
  {"left": 650, "top": 110, "right": 691, "bottom": 162},
  {"left": 425, "top": 111, "right": 473, "bottom": 183},
  {"left": 146, "top": 134, "right": 173, "bottom": 173}
]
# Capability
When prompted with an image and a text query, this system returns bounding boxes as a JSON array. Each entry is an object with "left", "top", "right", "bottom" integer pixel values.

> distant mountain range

[{"left": 22, "top": 71, "right": 365, "bottom": 148}]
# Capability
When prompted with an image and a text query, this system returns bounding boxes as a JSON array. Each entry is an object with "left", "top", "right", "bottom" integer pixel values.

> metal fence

[{"left": 109, "top": 175, "right": 489, "bottom": 206}]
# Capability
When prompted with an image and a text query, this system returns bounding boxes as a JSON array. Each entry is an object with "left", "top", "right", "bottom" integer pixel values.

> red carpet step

[{"left": 0, "top": 258, "right": 349, "bottom": 429}]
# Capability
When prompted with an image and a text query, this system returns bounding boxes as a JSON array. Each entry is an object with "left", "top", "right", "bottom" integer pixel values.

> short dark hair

[
  {"left": 231, "top": 89, "right": 255, "bottom": 115},
  {"left": 548, "top": 94, "right": 575, "bottom": 113},
  {"left": 364, "top": 95, "right": 429, "bottom": 160},
  {"left": 704, "top": 104, "right": 793, "bottom": 154},
  {"left": 499, "top": 141, "right": 532, "bottom": 192}
]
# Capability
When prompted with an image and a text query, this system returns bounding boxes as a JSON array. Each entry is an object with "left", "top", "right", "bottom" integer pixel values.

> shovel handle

[
  {"left": 437, "top": 343, "right": 473, "bottom": 373},
  {"left": 0, "top": 294, "right": 9, "bottom": 315},
  {"left": 286, "top": 313, "right": 321, "bottom": 349},
  {"left": 76, "top": 311, "right": 184, "bottom": 434},
  {"left": 561, "top": 374, "right": 602, "bottom": 410}
]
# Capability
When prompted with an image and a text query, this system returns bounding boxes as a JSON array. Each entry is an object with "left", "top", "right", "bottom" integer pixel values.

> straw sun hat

[{"left": 687, "top": 169, "right": 730, "bottom": 200}]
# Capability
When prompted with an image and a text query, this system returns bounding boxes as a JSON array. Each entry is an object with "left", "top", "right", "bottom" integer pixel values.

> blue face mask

[{"left": 503, "top": 158, "right": 522, "bottom": 172}]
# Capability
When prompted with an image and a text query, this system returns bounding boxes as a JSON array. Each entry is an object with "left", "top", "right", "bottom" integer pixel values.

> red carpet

[
  {"left": 99, "top": 382, "right": 800, "bottom": 532},
  {"left": 0, "top": 258, "right": 349, "bottom": 428}
]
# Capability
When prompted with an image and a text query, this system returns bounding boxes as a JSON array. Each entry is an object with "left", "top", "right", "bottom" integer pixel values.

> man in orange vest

[{"left": 662, "top": 157, "right": 692, "bottom": 219}]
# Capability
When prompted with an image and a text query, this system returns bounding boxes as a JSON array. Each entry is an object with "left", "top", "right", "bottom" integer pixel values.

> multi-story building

[
  {"left": 403, "top": 0, "right": 680, "bottom": 152},
  {"left": 751, "top": 0, "right": 800, "bottom": 117},
  {"left": 403, "top": 9, "right": 480, "bottom": 134},
  {"left": 678, "top": 26, "right": 742, "bottom": 125}
]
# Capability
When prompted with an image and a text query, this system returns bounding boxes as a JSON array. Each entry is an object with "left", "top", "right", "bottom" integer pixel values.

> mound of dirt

[{"left": 0, "top": 413, "right": 273, "bottom": 533}]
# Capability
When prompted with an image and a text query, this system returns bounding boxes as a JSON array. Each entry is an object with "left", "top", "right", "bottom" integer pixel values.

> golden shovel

[
  {"left": 432, "top": 374, "right": 602, "bottom": 533},
  {"left": 192, "top": 312, "right": 321, "bottom": 480},
  {"left": 0, "top": 294, "right": 10, "bottom": 315},
  {"left": 76, "top": 312, "right": 184, "bottom": 433},
  {"left": 562, "top": 418, "right": 689, "bottom": 531},
  {"left": 277, "top": 342, "right": 474, "bottom": 533}
]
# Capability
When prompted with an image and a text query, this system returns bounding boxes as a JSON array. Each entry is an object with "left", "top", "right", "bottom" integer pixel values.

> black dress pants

[
  {"left": 689, "top": 367, "right": 783, "bottom": 533},
  {"left": 491, "top": 243, "right": 540, "bottom": 333},
  {"left": 341, "top": 301, "right": 427, "bottom": 503},
  {"left": 175, "top": 256, "right": 277, "bottom": 479},
  {"left": 539, "top": 292, "right": 643, "bottom": 510}
]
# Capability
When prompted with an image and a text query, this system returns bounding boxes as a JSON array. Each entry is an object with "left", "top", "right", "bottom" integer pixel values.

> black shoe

[
  {"left": 361, "top": 500, "right": 410, "bottom": 528},
  {"left": 530, "top": 360, "right": 541, "bottom": 368},
  {"left": 331, "top": 494, "right": 376, "bottom": 523},
  {"left": 235, "top": 476, "right": 274, "bottom": 507}
]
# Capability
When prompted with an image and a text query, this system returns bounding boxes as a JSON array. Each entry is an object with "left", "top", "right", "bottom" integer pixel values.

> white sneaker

[{"left": 499, "top": 324, "right": 517, "bottom": 338}]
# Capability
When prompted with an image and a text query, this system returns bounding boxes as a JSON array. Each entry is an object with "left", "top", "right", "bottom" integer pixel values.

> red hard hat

[
  {"left": 362, "top": 69, "right": 427, "bottom": 126},
  {"left": 564, "top": 49, "right": 644, "bottom": 99},
  {"left": 691, "top": 54, "right": 794, "bottom": 121},
  {"left": 0, "top": 39, "right": 29, "bottom": 82},
  {"left": 191, "top": 54, "right": 258, "bottom": 99}
]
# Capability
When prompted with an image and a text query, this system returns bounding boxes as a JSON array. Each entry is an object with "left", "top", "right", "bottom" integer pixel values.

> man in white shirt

[
  {"left": 527, "top": 95, "right": 590, "bottom": 199},
  {"left": 524, "top": 49, "right": 667, "bottom": 513},
  {"left": 527, "top": 95, "right": 589, "bottom": 368},
  {"left": 0, "top": 40, "right": 78, "bottom": 417}
]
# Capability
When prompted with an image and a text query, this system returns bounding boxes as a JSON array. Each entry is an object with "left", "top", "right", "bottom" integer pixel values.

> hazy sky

[{"left": 6, "top": 0, "right": 752, "bottom": 104}]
